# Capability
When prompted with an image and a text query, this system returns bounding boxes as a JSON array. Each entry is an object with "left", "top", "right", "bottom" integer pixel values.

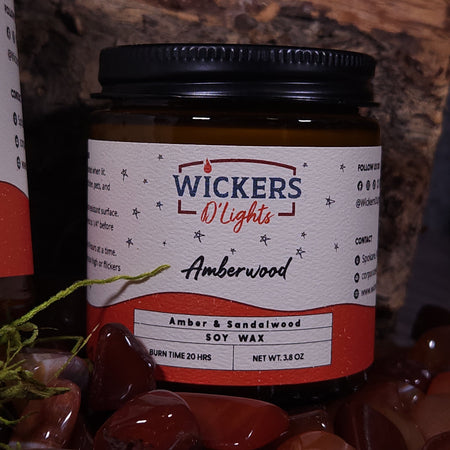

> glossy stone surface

[
  {"left": 94, "top": 390, "right": 200, "bottom": 450},
  {"left": 410, "top": 393, "right": 450, "bottom": 440},
  {"left": 66, "top": 414, "right": 94, "bottom": 450},
  {"left": 9, "top": 379, "right": 81, "bottom": 448},
  {"left": 351, "top": 381, "right": 404, "bottom": 412},
  {"left": 422, "top": 431, "right": 450, "bottom": 450},
  {"left": 397, "top": 381, "right": 425, "bottom": 411},
  {"left": 348, "top": 381, "right": 425, "bottom": 450},
  {"left": 369, "top": 355, "right": 432, "bottom": 392},
  {"left": 408, "top": 326, "right": 450, "bottom": 373},
  {"left": 179, "top": 392, "right": 289, "bottom": 449},
  {"left": 278, "top": 431, "right": 355, "bottom": 450},
  {"left": 287, "top": 408, "right": 331, "bottom": 435},
  {"left": 18, "top": 348, "right": 89, "bottom": 390},
  {"left": 89, "top": 323, "right": 156, "bottom": 411},
  {"left": 427, "top": 372, "right": 450, "bottom": 395},
  {"left": 60, "top": 354, "right": 91, "bottom": 392},
  {"left": 334, "top": 401, "right": 408, "bottom": 450},
  {"left": 411, "top": 304, "right": 450, "bottom": 340}
]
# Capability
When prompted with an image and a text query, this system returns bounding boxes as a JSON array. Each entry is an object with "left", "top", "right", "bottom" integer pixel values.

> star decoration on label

[
  {"left": 334, "top": 242, "right": 339, "bottom": 251},
  {"left": 296, "top": 247, "right": 306, "bottom": 259},
  {"left": 260, "top": 234, "right": 271, "bottom": 246},
  {"left": 230, "top": 248, "right": 237, "bottom": 255},
  {"left": 132, "top": 207, "right": 141, "bottom": 219},
  {"left": 340, "top": 163, "right": 346, "bottom": 172},
  {"left": 121, "top": 169, "right": 128, "bottom": 181},
  {"left": 143, "top": 178, "right": 149, "bottom": 184},
  {"left": 325, "top": 196, "right": 336, "bottom": 207},
  {"left": 301, "top": 231, "right": 307, "bottom": 239},
  {"left": 303, "top": 162, "right": 308, "bottom": 168},
  {"left": 156, "top": 201, "right": 163, "bottom": 210},
  {"left": 126, "top": 238, "right": 133, "bottom": 248},
  {"left": 194, "top": 230, "right": 205, "bottom": 243},
  {"left": 158, "top": 154, "right": 164, "bottom": 160}
]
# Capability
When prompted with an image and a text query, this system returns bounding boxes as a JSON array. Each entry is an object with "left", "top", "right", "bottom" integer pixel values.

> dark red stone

[
  {"left": 10, "top": 379, "right": 81, "bottom": 448},
  {"left": 334, "top": 401, "right": 408, "bottom": 450},
  {"left": 278, "top": 430, "right": 355, "bottom": 449},
  {"left": 287, "top": 408, "right": 331, "bottom": 435},
  {"left": 368, "top": 355, "right": 432, "bottom": 392},
  {"left": 422, "top": 431, "right": 450, "bottom": 450},
  {"left": 66, "top": 414, "right": 94, "bottom": 450},
  {"left": 411, "top": 305, "right": 450, "bottom": 340},
  {"left": 88, "top": 323, "right": 156, "bottom": 411},
  {"left": 339, "top": 381, "right": 426, "bottom": 449},
  {"left": 410, "top": 393, "right": 450, "bottom": 440},
  {"left": 179, "top": 392, "right": 289, "bottom": 450},
  {"left": 409, "top": 326, "right": 450, "bottom": 374},
  {"left": 427, "top": 371, "right": 450, "bottom": 395},
  {"left": 94, "top": 390, "right": 200, "bottom": 450},
  {"left": 397, "top": 381, "right": 425, "bottom": 411}
]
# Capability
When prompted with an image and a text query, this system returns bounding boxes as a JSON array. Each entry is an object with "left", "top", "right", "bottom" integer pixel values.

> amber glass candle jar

[{"left": 87, "top": 44, "right": 381, "bottom": 406}]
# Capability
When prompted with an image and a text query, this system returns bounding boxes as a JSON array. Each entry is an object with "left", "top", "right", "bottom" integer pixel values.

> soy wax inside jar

[{"left": 87, "top": 44, "right": 381, "bottom": 406}]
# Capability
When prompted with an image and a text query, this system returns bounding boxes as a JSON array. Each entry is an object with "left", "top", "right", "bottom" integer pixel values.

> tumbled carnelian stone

[
  {"left": 422, "top": 431, "right": 450, "bottom": 450},
  {"left": 94, "top": 390, "right": 200, "bottom": 450},
  {"left": 409, "top": 326, "right": 450, "bottom": 374},
  {"left": 410, "top": 393, "right": 450, "bottom": 441},
  {"left": 277, "top": 430, "right": 355, "bottom": 450},
  {"left": 334, "top": 401, "right": 408, "bottom": 450},
  {"left": 427, "top": 372, "right": 450, "bottom": 395},
  {"left": 10, "top": 379, "right": 81, "bottom": 448},
  {"left": 89, "top": 323, "right": 156, "bottom": 411},
  {"left": 179, "top": 392, "right": 289, "bottom": 450}
]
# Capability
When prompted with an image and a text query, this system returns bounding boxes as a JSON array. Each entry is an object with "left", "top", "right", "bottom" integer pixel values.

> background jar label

[{"left": 0, "top": 0, "right": 33, "bottom": 278}]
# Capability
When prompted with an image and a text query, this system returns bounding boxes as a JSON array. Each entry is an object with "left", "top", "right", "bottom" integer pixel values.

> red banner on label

[
  {"left": 87, "top": 293, "right": 374, "bottom": 386},
  {"left": 0, "top": 182, "right": 33, "bottom": 278}
]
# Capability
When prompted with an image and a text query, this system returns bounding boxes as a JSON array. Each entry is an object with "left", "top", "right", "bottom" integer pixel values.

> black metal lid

[{"left": 96, "top": 44, "right": 376, "bottom": 105}]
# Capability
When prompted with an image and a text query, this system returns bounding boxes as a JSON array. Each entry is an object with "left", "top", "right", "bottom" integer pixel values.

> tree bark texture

[{"left": 14, "top": 0, "right": 450, "bottom": 333}]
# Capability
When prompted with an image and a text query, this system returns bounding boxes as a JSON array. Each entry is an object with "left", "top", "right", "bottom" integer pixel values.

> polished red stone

[
  {"left": 19, "top": 348, "right": 90, "bottom": 391},
  {"left": 89, "top": 323, "right": 156, "bottom": 411},
  {"left": 427, "top": 372, "right": 450, "bottom": 395},
  {"left": 277, "top": 430, "right": 355, "bottom": 449},
  {"left": 409, "top": 326, "right": 450, "bottom": 374},
  {"left": 179, "top": 392, "right": 289, "bottom": 450},
  {"left": 94, "top": 390, "right": 200, "bottom": 450},
  {"left": 411, "top": 304, "right": 450, "bottom": 340},
  {"left": 334, "top": 401, "right": 408, "bottom": 450},
  {"left": 397, "top": 381, "right": 425, "bottom": 411},
  {"left": 287, "top": 408, "right": 331, "bottom": 435},
  {"left": 410, "top": 393, "right": 450, "bottom": 440},
  {"left": 351, "top": 381, "right": 404, "bottom": 412},
  {"left": 369, "top": 354, "right": 432, "bottom": 392},
  {"left": 346, "top": 380, "right": 425, "bottom": 449},
  {"left": 66, "top": 414, "right": 94, "bottom": 450},
  {"left": 422, "top": 431, "right": 450, "bottom": 450},
  {"left": 9, "top": 379, "right": 81, "bottom": 448}
]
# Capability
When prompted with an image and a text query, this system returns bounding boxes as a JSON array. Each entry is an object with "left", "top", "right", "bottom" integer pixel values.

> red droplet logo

[{"left": 204, "top": 158, "right": 212, "bottom": 173}]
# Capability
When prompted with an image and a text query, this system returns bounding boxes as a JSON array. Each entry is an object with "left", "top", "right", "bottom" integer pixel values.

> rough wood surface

[{"left": 15, "top": 0, "right": 450, "bottom": 332}]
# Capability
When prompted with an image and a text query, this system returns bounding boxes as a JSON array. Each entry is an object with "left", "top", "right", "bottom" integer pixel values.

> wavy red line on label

[{"left": 87, "top": 293, "right": 374, "bottom": 386}]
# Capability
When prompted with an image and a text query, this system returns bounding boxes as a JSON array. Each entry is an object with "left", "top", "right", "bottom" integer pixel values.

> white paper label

[
  {"left": 0, "top": 0, "right": 27, "bottom": 193},
  {"left": 87, "top": 141, "right": 381, "bottom": 311},
  {"left": 87, "top": 140, "right": 381, "bottom": 382}
]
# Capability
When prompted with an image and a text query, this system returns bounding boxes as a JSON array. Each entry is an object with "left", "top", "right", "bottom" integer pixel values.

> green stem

[{"left": 8, "top": 265, "right": 170, "bottom": 328}]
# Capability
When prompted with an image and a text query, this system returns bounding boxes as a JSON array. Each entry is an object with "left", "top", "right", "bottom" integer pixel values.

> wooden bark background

[{"left": 14, "top": 0, "right": 450, "bottom": 334}]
